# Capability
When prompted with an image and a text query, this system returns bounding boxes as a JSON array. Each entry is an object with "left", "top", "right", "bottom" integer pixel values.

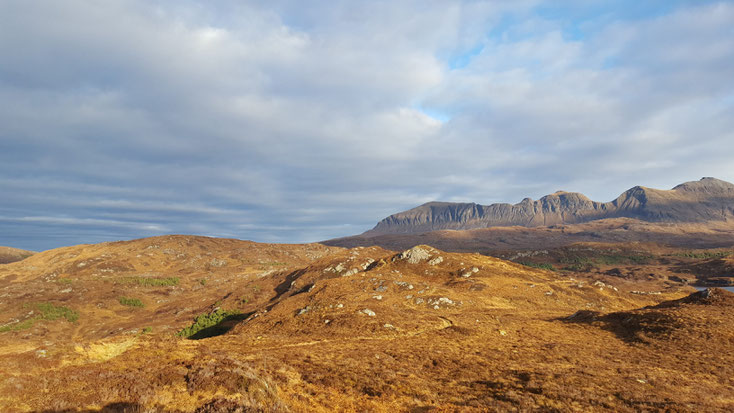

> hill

[
  {"left": 363, "top": 177, "right": 734, "bottom": 236},
  {"left": 0, "top": 246, "right": 34, "bottom": 264},
  {"left": 0, "top": 235, "right": 340, "bottom": 346},
  {"left": 1, "top": 236, "right": 733, "bottom": 411}
]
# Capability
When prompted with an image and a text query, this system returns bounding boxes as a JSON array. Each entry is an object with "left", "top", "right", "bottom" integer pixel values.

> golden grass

[{"left": 74, "top": 337, "right": 137, "bottom": 362}]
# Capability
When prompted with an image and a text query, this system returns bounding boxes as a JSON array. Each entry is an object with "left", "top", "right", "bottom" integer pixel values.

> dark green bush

[
  {"left": 36, "top": 302, "right": 79, "bottom": 322},
  {"left": 1, "top": 303, "right": 79, "bottom": 333},
  {"left": 115, "top": 276, "right": 180, "bottom": 286},
  {"left": 119, "top": 297, "right": 144, "bottom": 308},
  {"left": 177, "top": 309, "right": 248, "bottom": 339},
  {"left": 674, "top": 251, "right": 731, "bottom": 259},
  {"left": 0, "top": 318, "right": 36, "bottom": 333},
  {"left": 518, "top": 261, "right": 556, "bottom": 271}
]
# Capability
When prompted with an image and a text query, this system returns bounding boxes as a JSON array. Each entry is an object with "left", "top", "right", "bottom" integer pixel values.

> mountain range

[{"left": 364, "top": 177, "right": 734, "bottom": 236}]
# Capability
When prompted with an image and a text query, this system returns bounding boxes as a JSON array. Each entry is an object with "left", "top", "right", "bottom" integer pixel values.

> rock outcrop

[{"left": 364, "top": 178, "right": 734, "bottom": 236}]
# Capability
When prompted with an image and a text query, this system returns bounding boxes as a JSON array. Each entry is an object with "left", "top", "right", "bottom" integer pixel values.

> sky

[{"left": 1, "top": 0, "right": 733, "bottom": 251}]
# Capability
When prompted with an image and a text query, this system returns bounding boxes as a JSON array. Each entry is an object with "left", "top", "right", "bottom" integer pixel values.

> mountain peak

[
  {"left": 364, "top": 178, "right": 734, "bottom": 236},
  {"left": 672, "top": 177, "right": 734, "bottom": 193}
]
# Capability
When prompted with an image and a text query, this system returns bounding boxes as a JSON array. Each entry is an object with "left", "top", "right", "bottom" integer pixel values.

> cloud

[{"left": 0, "top": 0, "right": 732, "bottom": 250}]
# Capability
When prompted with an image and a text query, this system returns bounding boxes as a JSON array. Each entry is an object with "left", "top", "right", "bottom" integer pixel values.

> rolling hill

[
  {"left": 1, "top": 236, "right": 733, "bottom": 411},
  {"left": 0, "top": 246, "right": 34, "bottom": 265}
]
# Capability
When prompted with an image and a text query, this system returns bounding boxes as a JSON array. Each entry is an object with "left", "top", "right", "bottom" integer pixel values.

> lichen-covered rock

[
  {"left": 428, "top": 256, "right": 444, "bottom": 266},
  {"left": 361, "top": 259, "right": 375, "bottom": 270},
  {"left": 362, "top": 309, "right": 376, "bottom": 317},
  {"left": 395, "top": 246, "right": 432, "bottom": 264}
]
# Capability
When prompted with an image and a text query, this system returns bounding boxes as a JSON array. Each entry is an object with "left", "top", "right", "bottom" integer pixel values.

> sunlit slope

[{"left": 1, "top": 237, "right": 730, "bottom": 411}]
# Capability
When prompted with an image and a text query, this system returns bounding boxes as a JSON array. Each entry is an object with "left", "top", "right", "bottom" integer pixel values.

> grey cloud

[
  {"left": 0, "top": 1, "right": 732, "bottom": 250},
  {"left": 422, "top": 3, "right": 734, "bottom": 196}
]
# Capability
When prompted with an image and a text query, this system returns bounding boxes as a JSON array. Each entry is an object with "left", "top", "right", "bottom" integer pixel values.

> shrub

[
  {"left": 0, "top": 318, "right": 36, "bottom": 333},
  {"left": 141, "top": 326, "right": 152, "bottom": 334},
  {"left": 594, "top": 254, "right": 652, "bottom": 265},
  {"left": 1, "top": 303, "right": 79, "bottom": 333},
  {"left": 119, "top": 297, "right": 144, "bottom": 308},
  {"left": 518, "top": 261, "right": 556, "bottom": 271},
  {"left": 115, "top": 276, "right": 180, "bottom": 286},
  {"left": 674, "top": 251, "right": 731, "bottom": 259},
  {"left": 36, "top": 302, "right": 79, "bottom": 322},
  {"left": 177, "top": 309, "right": 247, "bottom": 339}
]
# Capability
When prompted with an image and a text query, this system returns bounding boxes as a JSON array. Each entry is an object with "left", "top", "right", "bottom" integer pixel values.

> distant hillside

[
  {"left": 0, "top": 246, "right": 34, "bottom": 264},
  {"left": 324, "top": 218, "right": 734, "bottom": 252},
  {"left": 364, "top": 177, "right": 734, "bottom": 236}
]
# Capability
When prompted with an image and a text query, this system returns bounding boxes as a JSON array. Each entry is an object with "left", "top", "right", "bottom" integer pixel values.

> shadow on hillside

[
  {"left": 188, "top": 312, "right": 254, "bottom": 340},
  {"left": 670, "top": 259, "right": 734, "bottom": 285},
  {"left": 39, "top": 399, "right": 265, "bottom": 412},
  {"left": 271, "top": 268, "right": 308, "bottom": 303},
  {"left": 39, "top": 402, "right": 144, "bottom": 413},
  {"left": 559, "top": 309, "right": 681, "bottom": 344}
]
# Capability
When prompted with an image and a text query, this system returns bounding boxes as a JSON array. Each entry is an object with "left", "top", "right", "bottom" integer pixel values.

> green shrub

[
  {"left": 0, "top": 318, "right": 36, "bottom": 333},
  {"left": 36, "top": 302, "right": 79, "bottom": 322},
  {"left": 119, "top": 297, "right": 144, "bottom": 308},
  {"left": 559, "top": 253, "right": 653, "bottom": 270},
  {"left": 562, "top": 263, "right": 587, "bottom": 272},
  {"left": 594, "top": 254, "right": 652, "bottom": 265},
  {"left": 115, "top": 276, "right": 180, "bottom": 286},
  {"left": 673, "top": 251, "right": 731, "bottom": 259},
  {"left": 177, "top": 309, "right": 246, "bottom": 339},
  {"left": 199, "top": 279, "right": 207, "bottom": 286},
  {"left": 141, "top": 326, "right": 152, "bottom": 334},
  {"left": 518, "top": 261, "right": 556, "bottom": 271},
  {"left": 0, "top": 303, "right": 79, "bottom": 333},
  {"left": 559, "top": 256, "right": 594, "bottom": 271},
  {"left": 2, "top": 303, "right": 79, "bottom": 333}
]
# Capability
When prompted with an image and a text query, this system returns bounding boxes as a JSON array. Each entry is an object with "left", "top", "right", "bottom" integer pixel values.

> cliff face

[{"left": 365, "top": 178, "right": 734, "bottom": 236}]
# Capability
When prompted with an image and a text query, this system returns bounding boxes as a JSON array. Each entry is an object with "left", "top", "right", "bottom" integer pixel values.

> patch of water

[{"left": 694, "top": 286, "right": 734, "bottom": 293}]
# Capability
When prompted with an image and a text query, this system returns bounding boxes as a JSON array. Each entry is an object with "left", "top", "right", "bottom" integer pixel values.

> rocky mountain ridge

[{"left": 365, "top": 177, "right": 734, "bottom": 236}]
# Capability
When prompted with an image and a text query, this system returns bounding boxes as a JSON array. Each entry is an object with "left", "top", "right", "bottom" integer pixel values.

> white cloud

[{"left": 0, "top": 1, "right": 732, "bottom": 250}]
